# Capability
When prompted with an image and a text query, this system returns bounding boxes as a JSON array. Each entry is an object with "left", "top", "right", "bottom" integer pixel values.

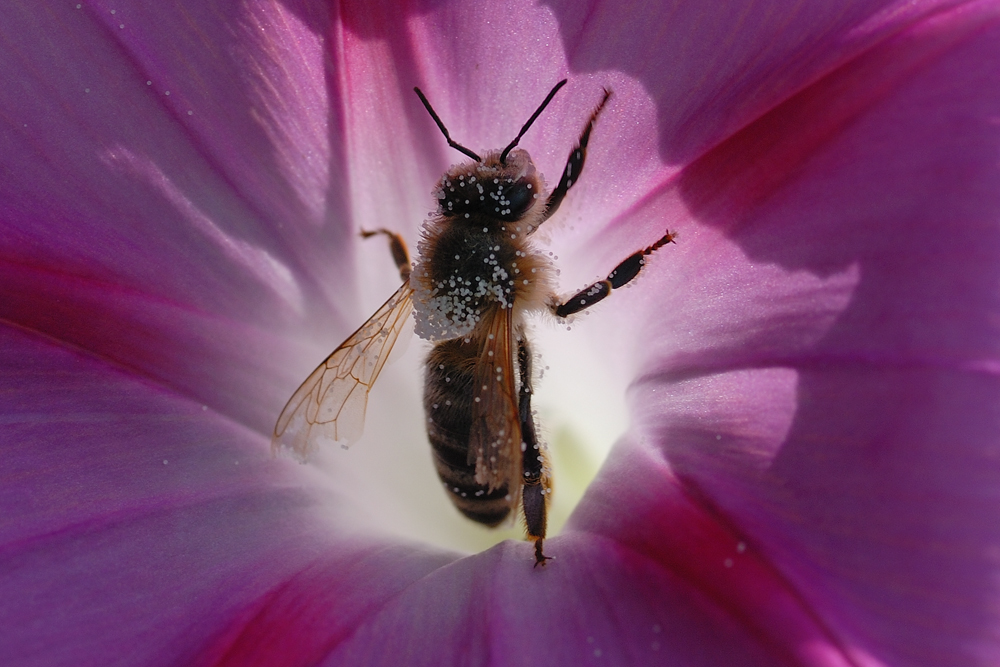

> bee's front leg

[
  {"left": 540, "top": 88, "right": 612, "bottom": 223},
  {"left": 361, "top": 228, "right": 412, "bottom": 282}
]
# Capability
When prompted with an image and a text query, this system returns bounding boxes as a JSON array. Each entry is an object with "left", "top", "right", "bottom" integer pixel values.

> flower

[{"left": 3, "top": 0, "right": 999, "bottom": 665}]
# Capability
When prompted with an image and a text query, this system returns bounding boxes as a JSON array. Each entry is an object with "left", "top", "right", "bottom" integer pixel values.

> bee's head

[
  {"left": 414, "top": 80, "right": 566, "bottom": 227},
  {"left": 434, "top": 149, "right": 542, "bottom": 223}
]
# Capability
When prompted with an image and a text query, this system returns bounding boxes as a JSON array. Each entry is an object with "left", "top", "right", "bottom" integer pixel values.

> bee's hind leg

[
  {"left": 361, "top": 228, "right": 412, "bottom": 282},
  {"left": 516, "top": 335, "right": 552, "bottom": 568}
]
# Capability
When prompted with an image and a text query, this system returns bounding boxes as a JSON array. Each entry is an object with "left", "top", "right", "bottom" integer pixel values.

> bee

[{"left": 273, "top": 80, "right": 676, "bottom": 566}]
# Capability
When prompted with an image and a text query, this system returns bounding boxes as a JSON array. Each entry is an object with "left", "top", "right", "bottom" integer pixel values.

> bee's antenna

[
  {"left": 414, "top": 87, "right": 482, "bottom": 162},
  {"left": 499, "top": 79, "right": 568, "bottom": 164}
]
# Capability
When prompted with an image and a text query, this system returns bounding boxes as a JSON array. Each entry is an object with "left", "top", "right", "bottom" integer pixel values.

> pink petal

[
  {"left": 0, "top": 1, "right": 354, "bottom": 433},
  {"left": 571, "top": 3, "right": 1000, "bottom": 666},
  {"left": 206, "top": 536, "right": 784, "bottom": 666},
  {"left": 3, "top": 0, "right": 999, "bottom": 665},
  {"left": 0, "top": 324, "right": 457, "bottom": 664}
]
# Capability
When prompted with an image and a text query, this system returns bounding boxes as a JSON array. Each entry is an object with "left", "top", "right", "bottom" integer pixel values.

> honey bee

[{"left": 273, "top": 80, "right": 676, "bottom": 566}]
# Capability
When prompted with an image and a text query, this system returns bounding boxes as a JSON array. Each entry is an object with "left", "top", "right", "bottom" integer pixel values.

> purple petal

[
  {"left": 0, "top": 1, "right": 356, "bottom": 433},
  {"left": 3, "top": 0, "right": 999, "bottom": 665},
  {"left": 571, "top": 3, "right": 1000, "bottom": 666}
]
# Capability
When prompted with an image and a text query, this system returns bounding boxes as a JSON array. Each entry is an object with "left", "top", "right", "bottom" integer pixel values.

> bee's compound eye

[{"left": 502, "top": 179, "right": 534, "bottom": 220}]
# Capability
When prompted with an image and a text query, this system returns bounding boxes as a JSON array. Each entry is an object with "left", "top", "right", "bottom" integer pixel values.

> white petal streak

[{"left": 102, "top": 146, "right": 303, "bottom": 311}]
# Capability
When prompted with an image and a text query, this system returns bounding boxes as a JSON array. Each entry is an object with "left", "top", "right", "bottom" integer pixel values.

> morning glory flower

[{"left": 2, "top": 1, "right": 999, "bottom": 665}]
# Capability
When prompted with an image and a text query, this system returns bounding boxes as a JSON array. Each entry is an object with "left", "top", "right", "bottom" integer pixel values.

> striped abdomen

[{"left": 423, "top": 336, "right": 512, "bottom": 526}]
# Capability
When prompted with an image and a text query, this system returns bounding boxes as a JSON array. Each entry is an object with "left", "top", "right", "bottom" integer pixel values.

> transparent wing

[
  {"left": 468, "top": 306, "right": 523, "bottom": 495},
  {"left": 272, "top": 282, "right": 414, "bottom": 459}
]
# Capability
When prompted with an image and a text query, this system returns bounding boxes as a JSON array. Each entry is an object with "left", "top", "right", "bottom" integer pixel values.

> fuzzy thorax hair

[{"left": 410, "top": 148, "right": 556, "bottom": 341}]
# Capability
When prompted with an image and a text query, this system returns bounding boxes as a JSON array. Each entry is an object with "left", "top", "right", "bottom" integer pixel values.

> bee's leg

[
  {"left": 539, "top": 88, "right": 612, "bottom": 223},
  {"left": 553, "top": 230, "right": 676, "bottom": 318},
  {"left": 360, "top": 228, "right": 412, "bottom": 282},
  {"left": 517, "top": 335, "right": 552, "bottom": 567}
]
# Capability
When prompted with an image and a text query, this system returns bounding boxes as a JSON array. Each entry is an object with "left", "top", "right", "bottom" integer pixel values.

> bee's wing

[
  {"left": 468, "top": 306, "right": 523, "bottom": 495},
  {"left": 272, "top": 282, "right": 414, "bottom": 458}
]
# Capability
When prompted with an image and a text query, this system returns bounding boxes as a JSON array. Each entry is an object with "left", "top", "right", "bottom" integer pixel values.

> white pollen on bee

[
  {"left": 445, "top": 376, "right": 451, "bottom": 382},
  {"left": 439, "top": 364, "right": 445, "bottom": 369},
  {"left": 465, "top": 213, "right": 470, "bottom": 218},
  {"left": 505, "top": 494, "right": 512, "bottom": 501},
  {"left": 455, "top": 255, "right": 460, "bottom": 260},
  {"left": 488, "top": 334, "right": 495, "bottom": 340},
  {"left": 483, "top": 227, "right": 489, "bottom": 232},
  {"left": 482, "top": 384, "right": 488, "bottom": 390},
  {"left": 523, "top": 280, "right": 529, "bottom": 285},
  {"left": 445, "top": 400, "right": 452, "bottom": 406},
  {"left": 488, "top": 350, "right": 494, "bottom": 357},
  {"left": 511, "top": 234, "right": 516, "bottom": 238},
  {"left": 432, "top": 403, "right": 439, "bottom": 409},
  {"left": 521, "top": 442, "right": 527, "bottom": 452},
  {"left": 526, "top": 183, "right": 532, "bottom": 189},
  {"left": 474, "top": 397, "right": 481, "bottom": 403}
]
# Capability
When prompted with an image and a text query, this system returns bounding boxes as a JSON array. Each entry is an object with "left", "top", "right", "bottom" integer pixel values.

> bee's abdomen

[{"left": 424, "top": 338, "right": 512, "bottom": 526}]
